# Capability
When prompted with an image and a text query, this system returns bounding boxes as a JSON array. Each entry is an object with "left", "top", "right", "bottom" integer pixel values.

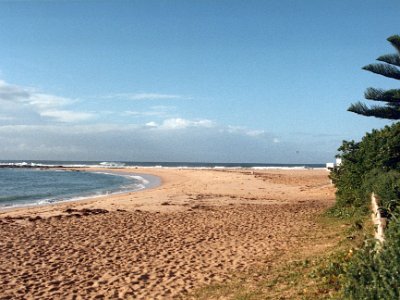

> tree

[{"left": 348, "top": 35, "right": 400, "bottom": 119}]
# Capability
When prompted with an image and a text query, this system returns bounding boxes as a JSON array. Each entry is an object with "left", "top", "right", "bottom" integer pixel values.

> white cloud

[
  {"left": 103, "top": 93, "right": 188, "bottom": 101},
  {"left": 28, "top": 93, "right": 72, "bottom": 109},
  {"left": 273, "top": 138, "right": 280, "bottom": 143},
  {"left": 0, "top": 80, "right": 30, "bottom": 102},
  {"left": 0, "top": 124, "right": 142, "bottom": 135},
  {"left": 0, "top": 122, "right": 334, "bottom": 163},
  {"left": 145, "top": 121, "right": 158, "bottom": 127},
  {"left": 0, "top": 79, "right": 309, "bottom": 162},
  {"left": 195, "top": 119, "right": 215, "bottom": 128},
  {"left": 246, "top": 129, "right": 265, "bottom": 137},
  {"left": 129, "top": 93, "right": 184, "bottom": 100},
  {"left": 158, "top": 118, "right": 215, "bottom": 130},
  {"left": 120, "top": 105, "right": 175, "bottom": 118},
  {"left": 224, "top": 125, "right": 267, "bottom": 138},
  {"left": 122, "top": 110, "right": 166, "bottom": 117},
  {"left": 161, "top": 118, "right": 190, "bottom": 129},
  {"left": 0, "top": 79, "right": 92, "bottom": 123},
  {"left": 225, "top": 125, "right": 246, "bottom": 133},
  {"left": 145, "top": 118, "right": 269, "bottom": 141},
  {"left": 0, "top": 80, "right": 72, "bottom": 108},
  {"left": 0, "top": 115, "right": 14, "bottom": 121},
  {"left": 40, "top": 110, "right": 94, "bottom": 123}
]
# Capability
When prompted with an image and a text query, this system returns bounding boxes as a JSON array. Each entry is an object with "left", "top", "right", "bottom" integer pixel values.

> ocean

[
  {"left": 0, "top": 160, "right": 325, "bottom": 169},
  {"left": 0, "top": 167, "right": 159, "bottom": 209},
  {"left": 0, "top": 160, "right": 324, "bottom": 209}
]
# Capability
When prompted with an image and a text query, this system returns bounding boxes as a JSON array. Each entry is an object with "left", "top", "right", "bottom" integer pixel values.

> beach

[{"left": 0, "top": 168, "right": 336, "bottom": 299}]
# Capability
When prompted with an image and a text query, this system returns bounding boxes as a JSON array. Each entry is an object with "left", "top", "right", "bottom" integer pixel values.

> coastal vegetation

[
  {"left": 329, "top": 123, "right": 400, "bottom": 299},
  {"left": 328, "top": 35, "right": 400, "bottom": 299}
]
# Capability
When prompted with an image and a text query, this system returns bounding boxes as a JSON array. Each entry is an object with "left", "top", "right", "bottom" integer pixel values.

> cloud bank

[
  {"left": 0, "top": 80, "right": 94, "bottom": 123},
  {"left": 0, "top": 79, "right": 335, "bottom": 163}
]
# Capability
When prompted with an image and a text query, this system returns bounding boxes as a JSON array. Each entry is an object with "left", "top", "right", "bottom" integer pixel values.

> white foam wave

[
  {"left": 89, "top": 171, "right": 150, "bottom": 186},
  {"left": 99, "top": 162, "right": 126, "bottom": 168},
  {"left": 250, "top": 166, "right": 307, "bottom": 170},
  {"left": 125, "top": 175, "right": 150, "bottom": 185}
]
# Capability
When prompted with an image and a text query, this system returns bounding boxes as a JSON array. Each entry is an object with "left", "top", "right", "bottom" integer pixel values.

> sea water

[
  {"left": 0, "top": 160, "right": 325, "bottom": 169},
  {"left": 0, "top": 168, "right": 156, "bottom": 209}
]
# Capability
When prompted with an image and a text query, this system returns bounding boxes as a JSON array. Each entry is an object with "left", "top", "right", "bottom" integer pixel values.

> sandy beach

[{"left": 0, "top": 168, "right": 336, "bottom": 299}]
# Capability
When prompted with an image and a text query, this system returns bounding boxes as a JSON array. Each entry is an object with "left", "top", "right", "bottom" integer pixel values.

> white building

[{"left": 326, "top": 158, "right": 342, "bottom": 169}]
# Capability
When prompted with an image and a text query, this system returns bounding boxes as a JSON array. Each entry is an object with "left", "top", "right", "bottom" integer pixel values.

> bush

[
  {"left": 331, "top": 122, "right": 400, "bottom": 214},
  {"left": 330, "top": 122, "right": 400, "bottom": 299},
  {"left": 364, "top": 169, "right": 400, "bottom": 216},
  {"left": 342, "top": 216, "right": 400, "bottom": 300}
]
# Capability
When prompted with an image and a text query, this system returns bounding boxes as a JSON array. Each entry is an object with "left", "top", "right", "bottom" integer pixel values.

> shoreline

[
  {"left": 1, "top": 168, "right": 336, "bottom": 299},
  {"left": 0, "top": 168, "right": 162, "bottom": 212},
  {"left": 0, "top": 167, "right": 328, "bottom": 217}
]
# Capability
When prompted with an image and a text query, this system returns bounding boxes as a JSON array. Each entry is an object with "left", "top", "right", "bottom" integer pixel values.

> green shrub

[
  {"left": 364, "top": 169, "right": 400, "bottom": 216},
  {"left": 342, "top": 216, "right": 400, "bottom": 300},
  {"left": 331, "top": 122, "right": 400, "bottom": 215},
  {"left": 330, "top": 122, "right": 400, "bottom": 298}
]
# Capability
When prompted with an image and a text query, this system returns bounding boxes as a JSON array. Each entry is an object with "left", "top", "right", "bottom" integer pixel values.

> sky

[{"left": 0, "top": 0, "right": 399, "bottom": 163}]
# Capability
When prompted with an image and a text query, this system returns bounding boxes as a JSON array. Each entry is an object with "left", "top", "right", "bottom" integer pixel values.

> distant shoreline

[{"left": 0, "top": 160, "right": 327, "bottom": 170}]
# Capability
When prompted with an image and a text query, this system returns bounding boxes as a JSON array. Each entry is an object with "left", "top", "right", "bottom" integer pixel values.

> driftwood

[{"left": 371, "top": 192, "right": 387, "bottom": 245}]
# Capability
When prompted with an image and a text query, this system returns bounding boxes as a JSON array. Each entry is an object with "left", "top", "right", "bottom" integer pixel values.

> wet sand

[{"left": 0, "top": 168, "right": 335, "bottom": 299}]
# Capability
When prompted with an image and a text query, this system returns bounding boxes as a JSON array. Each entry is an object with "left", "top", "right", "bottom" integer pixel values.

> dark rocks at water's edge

[
  {"left": 64, "top": 208, "right": 109, "bottom": 215},
  {"left": 0, "top": 163, "right": 65, "bottom": 170},
  {"left": 0, "top": 165, "right": 62, "bottom": 169}
]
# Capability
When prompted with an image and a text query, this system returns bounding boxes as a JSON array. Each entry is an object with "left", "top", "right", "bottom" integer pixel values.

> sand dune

[{"left": 0, "top": 168, "right": 335, "bottom": 299}]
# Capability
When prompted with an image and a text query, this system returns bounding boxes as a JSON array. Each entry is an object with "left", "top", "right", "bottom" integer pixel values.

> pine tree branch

[
  {"left": 348, "top": 35, "right": 400, "bottom": 121},
  {"left": 348, "top": 102, "right": 369, "bottom": 114},
  {"left": 348, "top": 102, "right": 400, "bottom": 120},
  {"left": 363, "top": 63, "right": 400, "bottom": 80},
  {"left": 364, "top": 87, "right": 400, "bottom": 102},
  {"left": 388, "top": 35, "right": 400, "bottom": 54},
  {"left": 387, "top": 101, "right": 400, "bottom": 108},
  {"left": 387, "top": 102, "right": 400, "bottom": 109},
  {"left": 377, "top": 54, "right": 400, "bottom": 67}
]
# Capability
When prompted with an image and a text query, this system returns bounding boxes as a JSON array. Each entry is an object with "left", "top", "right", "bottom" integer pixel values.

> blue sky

[{"left": 0, "top": 0, "right": 399, "bottom": 163}]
